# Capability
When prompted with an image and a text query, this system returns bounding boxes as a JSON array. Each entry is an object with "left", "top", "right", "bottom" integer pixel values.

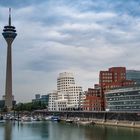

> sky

[{"left": 0, "top": 0, "right": 140, "bottom": 102}]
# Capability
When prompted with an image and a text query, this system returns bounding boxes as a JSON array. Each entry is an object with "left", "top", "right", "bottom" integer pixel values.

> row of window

[
  {"left": 101, "top": 73, "right": 112, "bottom": 76},
  {"left": 57, "top": 105, "right": 66, "bottom": 107},
  {"left": 109, "top": 105, "right": 140, "bottom": 110},
  {"left": 106, "top": 96, "right": 140, "bottom": 101},
  {"left": 101, "top": 80, "right": 112, "bottom": 83},
  {"left": 84, "top": 107, "right": 101, "bottom": 111},
  {"left": 108, "top": 100, "right": 140, "bottom": 105},
  {"left": 106, "top": 91, "right": 140, "bottom": 97}
]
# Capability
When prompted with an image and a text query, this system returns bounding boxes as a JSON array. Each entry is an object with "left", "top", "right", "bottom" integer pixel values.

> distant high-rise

[{"left": 2, "top": 8, "right": 17, "bottom": 109}]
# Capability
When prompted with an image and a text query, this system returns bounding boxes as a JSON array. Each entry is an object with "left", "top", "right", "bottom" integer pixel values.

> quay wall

[
  {"left": 35, "top": 111, "right": 140, "bottom": 128},
  {"left": 37, "top": 111, "right": 140, "bottom": 121}
]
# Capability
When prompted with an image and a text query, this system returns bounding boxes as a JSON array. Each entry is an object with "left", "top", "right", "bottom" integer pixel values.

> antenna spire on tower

[{"left": 9, "top": 8, "right": 11, "bottom": 26}]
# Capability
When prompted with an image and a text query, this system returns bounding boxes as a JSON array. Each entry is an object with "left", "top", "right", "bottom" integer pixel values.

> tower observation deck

[{"left": 2, "top": 8, "right": 17, "bottom": 109}]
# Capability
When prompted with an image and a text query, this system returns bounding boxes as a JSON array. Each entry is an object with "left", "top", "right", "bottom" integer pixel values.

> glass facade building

[
  {"left": 126, "top": 70, "right": 140, "bottom": 85},
  {"left": 32, "top": 94, "right": 49, "bottom": 106},
  {"left": 105, "top": 86, "right": 140, "bottom": 111}
]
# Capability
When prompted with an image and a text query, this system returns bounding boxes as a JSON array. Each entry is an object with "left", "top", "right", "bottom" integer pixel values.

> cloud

[{"left": 0, "top": 0, "right": 140, "bottom": 102}]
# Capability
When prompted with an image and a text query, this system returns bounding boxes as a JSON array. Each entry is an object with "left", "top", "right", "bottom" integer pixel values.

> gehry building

[{"left": 48, "top": 72, "right": 85, "bottom": 111}]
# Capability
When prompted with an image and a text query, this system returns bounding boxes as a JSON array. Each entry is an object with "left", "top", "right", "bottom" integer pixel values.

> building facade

[
  {"left": 55, "top": 99, "right": 68, "bottom": 111},
  {"left": 100, "top": 67, "right": 125, "bottom": 85},
  {"left": 57, "top": 72, "right": 75, "bottom": 93},
  {"left": 67, "top": 86, "right": 84, "bottom": 109},
  {"left": 32, "top": 94, "right": 49, "bottom": 107},
  {"left": 48, "top": 72, "right": 84, "bottom": 111},
  {"left": 105, "top": 86, "right": 140, "bottom": 111},
  {"left": 126, "top": 70, "right": 140, "bottom": 85},
  {"left": 83, "top": 88, "right": 102, "bottom": 111},
  {"left": 48, "top": 91, "right": 58, "bottom": 111},
  {"left": 99, "top": 67, "right": 135, "bottom": 110}
]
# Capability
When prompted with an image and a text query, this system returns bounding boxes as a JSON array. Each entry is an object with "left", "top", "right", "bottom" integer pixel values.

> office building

[
  {"left": 32, "top": 94, "right": 49, "bottom": 106},
  {"left": 105, "top": 86, "right": 140, "bottom": 111}
]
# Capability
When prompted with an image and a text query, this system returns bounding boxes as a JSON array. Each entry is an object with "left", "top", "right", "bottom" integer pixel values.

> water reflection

[
  {"left": 84, "top": 125, "right": 140, "bottom": 140},
  {"left": 18, "top": 121, "right": 49, "bottom": 140},
  {"left": 84, "top": 125, "right": 107, "bottom": 140},
  {"left": 1, "top": 121, "right": 140, "bottom": 140},
  {"left": 4, "top": 121, "right": 12, "bottom": 140}
]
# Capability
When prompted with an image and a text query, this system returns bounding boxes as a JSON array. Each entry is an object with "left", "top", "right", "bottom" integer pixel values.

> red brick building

[
  {"left": 83, "top": 67, "right": 135, "bottom": 111},
  {"left": 83, "top": 88, "right": 102, "bottom": 111},
  {"left": 100, "top": 67, "right": 126, "bottom": 86},
  {"left": 99, "top": 67, "right": 135, "bottom": 110},
  {"left": 99, "top": 67, "right": 135, "bottom": 92}
]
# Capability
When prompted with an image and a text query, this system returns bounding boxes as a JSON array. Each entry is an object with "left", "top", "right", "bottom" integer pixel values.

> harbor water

[{"left": 0, "top": 121, "right": 140, "bottom": 140}]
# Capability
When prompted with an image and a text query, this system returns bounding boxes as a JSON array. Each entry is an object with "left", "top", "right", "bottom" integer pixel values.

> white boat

[
  {"left": 21, "top": 116, "right": 33, "bottom": 122},
  {"left": 66, "top": 119, "right": 73, "bottom": 123},
  {"left": 77, "top": 121, "right": 94, "bottom": 125},
  {"left": 0, "top": 116, "right": 5, "bottom": 123},
  {"left": 0, "top": 120, "right": 5, "bottom": 123},
  {"left": 44, "top": 116, "right": 52, "bottom": 121},
  {"left": 33, "top": 116, "right": 42, "bottom": 121}
]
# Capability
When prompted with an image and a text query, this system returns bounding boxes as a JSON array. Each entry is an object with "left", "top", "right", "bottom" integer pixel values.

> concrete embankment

[
  {"left": 94, "top": 120, "right": 140, "bottom": 128},
  {"left": 62, "top": 117, "right": 140, "bottom": 128},
  {"left": 85, "top": 119, "right": 140, "bottom": 128}
]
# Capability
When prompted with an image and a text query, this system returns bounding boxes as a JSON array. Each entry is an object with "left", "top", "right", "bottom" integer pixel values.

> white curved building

[
  {"left": 48, "top": 91, "right": 58, "bottom": 111},
  {"left": 57, "top": 72, "right": 75, "bottom": 93},
  {"left": 48, "top": 72, "right": 85, "bottom": 111},
  {"left": 67, "top": 86, "right": 83, "bottom": 108}
]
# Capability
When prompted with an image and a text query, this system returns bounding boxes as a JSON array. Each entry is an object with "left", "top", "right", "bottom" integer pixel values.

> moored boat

[
  {"left": 77, "top": 121, "right": 95, "bottom": 125},
  {"left": 21, "top": 116, "right": 33, "bottom": 122},
  {"left": 0, "top": 116, "right": 5, "bottom": 123},
  {"left": 44, "top": 116, "right": 52, "bottom": 121},
  {"left": 66, "top": 119, "right": 73, "bottom": 123},
  {"left": 51, "top": 116, "right": 61, "bottom": 122}
]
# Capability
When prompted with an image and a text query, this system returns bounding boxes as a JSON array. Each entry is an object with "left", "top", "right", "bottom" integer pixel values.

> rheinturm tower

[{"left": 2, "top": 8, "right": 17, "bottom": 109}]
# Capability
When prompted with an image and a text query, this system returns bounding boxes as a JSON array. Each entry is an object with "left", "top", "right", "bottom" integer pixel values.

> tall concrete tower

[{"left": 2, "top": 8, "right": 17, "bottom": 109}]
